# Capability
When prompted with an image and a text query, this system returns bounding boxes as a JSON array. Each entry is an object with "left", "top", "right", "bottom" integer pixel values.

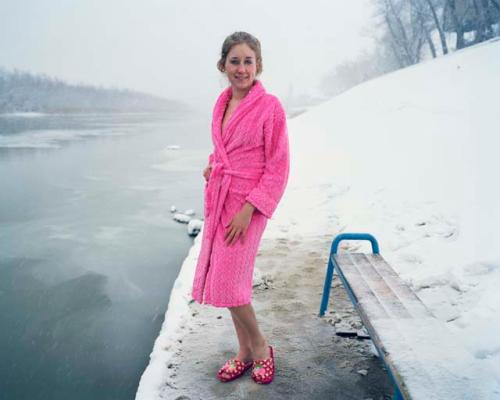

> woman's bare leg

[
  {"left": 219, "top": 309, "right": 254, "bottom": 380},
  {"left": 229, "top": 303, "right": 271, "bottom": 360},
  {"left": 230, "top": 312, "right": 253, "bottom": 361}
]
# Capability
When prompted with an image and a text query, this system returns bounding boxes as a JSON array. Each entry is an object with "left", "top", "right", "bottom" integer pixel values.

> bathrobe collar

[{"left": 213, "top": 79, "right": 267, "bottom": 149}]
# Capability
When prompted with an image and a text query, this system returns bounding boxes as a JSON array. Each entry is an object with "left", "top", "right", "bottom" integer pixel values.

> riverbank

[{"left": 136, "top": 228, "right": 395, "bottom": 400}]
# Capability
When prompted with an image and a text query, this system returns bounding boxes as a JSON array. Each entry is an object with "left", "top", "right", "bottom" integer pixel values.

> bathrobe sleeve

[{"left": 245, "top": 100, "right": 290, "bottom": 219}]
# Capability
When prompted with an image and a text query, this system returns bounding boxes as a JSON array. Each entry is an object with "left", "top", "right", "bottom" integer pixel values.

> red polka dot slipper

[
  {"left": 216, "top": 358, "right": 253, "bottom": 382},
  {"left": 251, "top": 345, "right": 275, "bottom": 384}
]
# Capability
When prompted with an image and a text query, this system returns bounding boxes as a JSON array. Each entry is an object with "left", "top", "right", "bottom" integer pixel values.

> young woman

[{"left": 191, "top": 31, "right": 290, "bottom": 385}]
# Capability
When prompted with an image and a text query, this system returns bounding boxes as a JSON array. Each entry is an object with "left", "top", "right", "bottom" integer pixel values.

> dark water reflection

[{"left": 0, "top": 112, "right": 210, "bottom": 399}]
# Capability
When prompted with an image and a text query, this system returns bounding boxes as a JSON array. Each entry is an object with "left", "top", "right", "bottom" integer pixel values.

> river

[{"left": 0, "top": 111, "right": 209, "bottom": 400}]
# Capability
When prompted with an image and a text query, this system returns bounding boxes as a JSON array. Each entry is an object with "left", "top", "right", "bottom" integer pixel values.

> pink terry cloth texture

[{"left": 191, "top": 79, "right": 290, "bottom": 307}]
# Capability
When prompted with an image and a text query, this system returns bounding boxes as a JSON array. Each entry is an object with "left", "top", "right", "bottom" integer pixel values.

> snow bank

[
  {"left": 280, "top": 38, "right": 500, "bottom": 396},
  {"left": 135, "top": 231, "right": 202, "bottom": 399}
]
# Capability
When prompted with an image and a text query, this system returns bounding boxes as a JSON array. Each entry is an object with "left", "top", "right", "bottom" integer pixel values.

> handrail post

[{"left": 319, "top": 233, "right": 380, "bottom": 316}]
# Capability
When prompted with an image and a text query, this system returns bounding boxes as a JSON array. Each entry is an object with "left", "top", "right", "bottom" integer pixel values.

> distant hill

[{"left": 0, "top": 68, "right": 188, "bottom": 113}]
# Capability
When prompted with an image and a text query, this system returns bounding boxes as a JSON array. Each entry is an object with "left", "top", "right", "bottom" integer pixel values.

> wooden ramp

[{"left": 332, "top": 252, "right": 490, "bottom": 400}]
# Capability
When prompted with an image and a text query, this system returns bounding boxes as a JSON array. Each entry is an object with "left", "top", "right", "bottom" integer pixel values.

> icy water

[{"left": 0, "top": 112, "right": 210, "bottom": 400}]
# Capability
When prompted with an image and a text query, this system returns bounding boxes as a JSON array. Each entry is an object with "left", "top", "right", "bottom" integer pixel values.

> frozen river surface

[{"left": 0, "top": 111, "right": 210, "bottom": 400}]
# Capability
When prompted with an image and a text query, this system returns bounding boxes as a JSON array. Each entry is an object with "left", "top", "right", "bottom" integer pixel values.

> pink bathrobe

[{"left": 191, "top": 80, "right": 290, "bottom": 307}]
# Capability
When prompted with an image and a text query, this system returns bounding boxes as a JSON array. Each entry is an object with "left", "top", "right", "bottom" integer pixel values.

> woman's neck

[{"left": 231, "top": 80, "right": 256, "bottom": 101}]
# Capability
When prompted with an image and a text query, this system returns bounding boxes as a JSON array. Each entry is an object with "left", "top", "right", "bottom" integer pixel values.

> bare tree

[
  {"left": 380, "top": 0, "right": 428, "bottom": 64},
  {"left": 320, "top": 44, "right": 400, "bottom": 98},
  {"left": 423, "top": 0, "right": 449, "bottom": 54},
  {"left": 334, "top": 0, "right": 500, "bottom": 101},
  {"left": 411, "top": 0, "right": 439, "bottom": 57},
  {"left": 446, "top": 0, "right": 466, "bottom": 48},
  {"left": 443, "top": 0, "right": 500, "bottom": 48},
  {"left": 473, "top": 0, "right": 495, "bottom": 41}
]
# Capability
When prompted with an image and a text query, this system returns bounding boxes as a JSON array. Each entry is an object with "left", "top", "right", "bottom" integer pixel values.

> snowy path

[{"left": 147, "top": 233, "right": 393, "bottom": 399}]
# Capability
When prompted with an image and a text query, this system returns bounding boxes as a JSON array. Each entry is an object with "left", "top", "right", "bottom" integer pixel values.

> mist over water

[{"left": 0, "top": 112, "right": 210, "bottom": 399}]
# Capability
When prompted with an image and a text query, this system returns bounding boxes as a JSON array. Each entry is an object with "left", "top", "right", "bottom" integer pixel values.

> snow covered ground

[{"left": 136, "top": 38, "right": 500, "bottom": 398}]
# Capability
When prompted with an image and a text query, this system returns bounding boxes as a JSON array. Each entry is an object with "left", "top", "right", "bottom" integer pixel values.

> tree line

[
  {"left": 0, "top": 68, "right": 186, "bottom": 113},
  {"left": 377, "top": 0, "right": 500, "bottom": 66},
  {"left": 321, "top": 0, "right": 500, "bottom": 97}
]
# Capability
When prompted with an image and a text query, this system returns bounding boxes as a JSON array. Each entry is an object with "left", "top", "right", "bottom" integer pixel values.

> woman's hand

[
  {"left": 224, "top": 202, "right": 255, "bottom": 246},
  {"left": 203, "top": 165, "right": 212, "bottom": 182}
]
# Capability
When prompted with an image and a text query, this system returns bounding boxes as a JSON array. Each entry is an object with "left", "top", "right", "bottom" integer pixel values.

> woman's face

[{"left": 224, "top": 43, "right": 257, "bottom": 92}]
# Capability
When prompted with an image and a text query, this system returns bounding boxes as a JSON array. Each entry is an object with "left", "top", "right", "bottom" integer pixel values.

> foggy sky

[{"left": 0, "top": 0, "right": 375, "bottom": 108}]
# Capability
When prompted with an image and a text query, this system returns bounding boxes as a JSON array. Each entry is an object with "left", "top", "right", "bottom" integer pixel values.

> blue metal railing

[{"left": 319, "top": 233, "right": 380, "bottom": 317}]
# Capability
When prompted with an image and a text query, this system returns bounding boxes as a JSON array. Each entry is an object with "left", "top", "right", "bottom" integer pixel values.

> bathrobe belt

[{"left": 205, "top": 161, "right": 263, "bottom": 237}]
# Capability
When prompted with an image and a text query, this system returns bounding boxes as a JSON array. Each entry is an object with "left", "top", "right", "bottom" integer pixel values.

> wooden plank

[
  {"left": 336, "top": 253, "right": 411, "bottom": 319},
  {"left": 332, "top": 253, "right": 490, "bottom": 399},
  {"left": 332, "top": 255, "right": 393, "bottom": 368},
  {"left": 331, "top": 253, "right": 389, "bottom": 321},
  {"left": 367, "top": 254, "right": 434, "bottom": 319},
  {"left": 351, "top": 253, "right": 412, "bottom": 319},
  {"left": 332, "top": 254, "right": 407, "bottom": 396},
  {"left": 370, "top": 317, "right": 490, "bottom": 400}
]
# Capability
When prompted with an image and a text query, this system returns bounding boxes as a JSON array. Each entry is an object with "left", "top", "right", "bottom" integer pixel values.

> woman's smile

[{"left": 224, "top": 43, "right": 257, "bottom": 95}]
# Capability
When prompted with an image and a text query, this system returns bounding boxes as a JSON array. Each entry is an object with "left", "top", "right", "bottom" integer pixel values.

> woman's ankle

[
  {"left": 251, "top": 338, "right": 269, "bottom": 359},
  {"left": 236, "top": 346, "right": 253, "bottom": 360}
]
